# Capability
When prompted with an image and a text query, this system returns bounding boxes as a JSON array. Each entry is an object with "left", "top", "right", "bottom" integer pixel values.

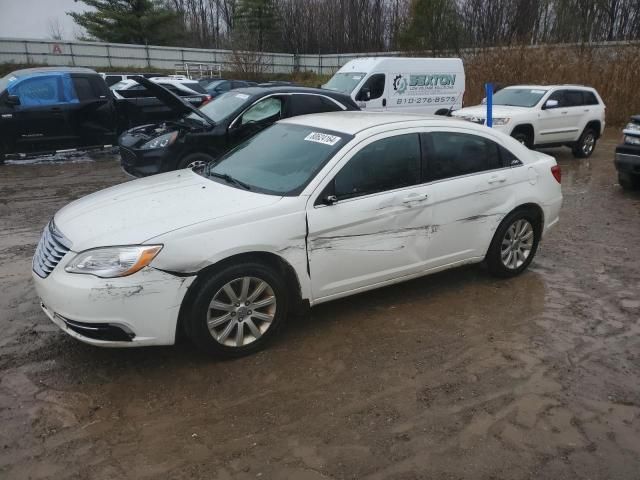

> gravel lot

[{"left": 1, "top": 133, "right": 639, "bottom": 480}]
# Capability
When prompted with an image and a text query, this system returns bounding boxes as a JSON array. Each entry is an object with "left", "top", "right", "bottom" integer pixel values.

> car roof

[
  {"left": 279, "top": 111, "right": 471, "bottom": 135},
  {"left": 8, "top": 66, "right": 97, "bottom": 77},
  {"left": 504, "top": 84, "right": 597, "bottom": 91},
  {"left": 235, "top": 85, "right": 354, "bottom": 102}
]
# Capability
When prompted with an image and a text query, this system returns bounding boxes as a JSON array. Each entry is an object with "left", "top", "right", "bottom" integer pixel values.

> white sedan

[{"left": 32, "top": 112, "right": 562, "bottom": 357}]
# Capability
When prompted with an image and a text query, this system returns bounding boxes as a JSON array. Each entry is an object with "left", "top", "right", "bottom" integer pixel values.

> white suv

[{"left": 452, "top": 85, "right": 606, "bottom": 158}]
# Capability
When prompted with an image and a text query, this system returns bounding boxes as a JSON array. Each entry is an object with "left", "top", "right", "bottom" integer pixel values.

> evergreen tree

[
  {"left": 68, "top": 0, "right": 183, "bottom": 45},
  {"left": 233, "top": 0, "right": 280, "bottom": 51},
  {"left": 400, "top": 0, "right": 462, "bottom": 52}
]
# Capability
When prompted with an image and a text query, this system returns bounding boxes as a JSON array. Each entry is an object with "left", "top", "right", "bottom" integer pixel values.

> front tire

[
  {"left": 185, "top": 262, "right": 289, "bottom": 357},
  {"left": 486, "top": 210, "right": 541, "bottom": 278},
  {"left": 511, "top": 128, "right": 533, "bottom": 149},
  {"left": 573, "top": 128, "right": 597, "bottom": 158},
  {"left": 177, "top": 152, "right": 216, "bottom": 171},
  {"left": 619, "top": 172, "right": 639, "bottom": 190}
]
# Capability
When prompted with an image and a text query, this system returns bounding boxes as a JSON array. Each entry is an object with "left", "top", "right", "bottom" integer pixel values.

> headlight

[
  {"left": 65, "top": 245, "right": 162, "bottom": 278},
  {"left": 492, "top": 117, "right": 511, "bottom": 126},
  {"left": 625, "top": 122, "right": 640, "bottom": 132},
  {"left": 624, "top": 135, "right": 640, "bottom": 145},
  {"left": 141, "top": 131, "right": 178, "bottom": 150}
]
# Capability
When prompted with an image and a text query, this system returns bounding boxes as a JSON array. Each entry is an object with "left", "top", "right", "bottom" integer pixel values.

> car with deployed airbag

[
  {"left": 118, "top": 81, "right": 359, "bottom": 177},
  {"left": 33, "top": 112, "right": 562, "bottom": 358}
]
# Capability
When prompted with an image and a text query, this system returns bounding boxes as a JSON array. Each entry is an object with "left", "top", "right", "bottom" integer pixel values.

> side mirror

[
  {"left": 543, "top": 99, "right": 559, "bottom": 109},
  {"left": 321, "top": 195, "right": 338, "bottom": 206},
  {"left": 6, "top": 95, "right": 20, "bottom": 106}
]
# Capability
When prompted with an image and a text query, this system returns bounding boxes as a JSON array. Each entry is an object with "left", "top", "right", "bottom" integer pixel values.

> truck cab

[{"left": 0, "top": 67, "right": 119, "bottom": 161}]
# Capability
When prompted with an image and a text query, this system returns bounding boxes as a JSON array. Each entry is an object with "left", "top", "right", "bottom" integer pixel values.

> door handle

[
  {"left": 488, "top": 176, "right": 507, "bottom": 184},
  {"left": 382, "top": 98, "right": 387, "bottom": 107},
  {"left": 561, "top": 110, "right": 568, "bottom": 114},
  {"left": 402, "top": 193, "right": 429, "bottom": 203}
]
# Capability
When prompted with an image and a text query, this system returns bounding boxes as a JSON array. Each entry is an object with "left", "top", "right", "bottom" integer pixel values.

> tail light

[{"left": 551, "top": 165, "right": 561, "bottom": 183}]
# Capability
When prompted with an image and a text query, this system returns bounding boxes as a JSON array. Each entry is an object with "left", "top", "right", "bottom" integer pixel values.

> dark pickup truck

[
  {"left": 615, "top": 115, "right": 640, "bottom": 190},
  {"left": 0, "top": 67, "right": 208, "bottom": 163}
]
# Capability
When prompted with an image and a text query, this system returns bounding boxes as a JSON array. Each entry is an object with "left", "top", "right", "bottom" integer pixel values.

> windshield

[
  {"left": 206, "top": 123, "right": 352, "bottom": 195},
  {"left": 187, "top": 90, "right": 251, "bottom": 123},
  {"left": 323, "top": 72, "right": 366, "bottom": 94},
  {"left": 493, "top": 88, "right": 548, "bottom": 107}
]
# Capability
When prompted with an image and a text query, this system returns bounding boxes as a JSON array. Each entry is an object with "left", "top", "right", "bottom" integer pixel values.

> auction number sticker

[
  {"left": 235, "top": 93, "right": 250, "bottom": 99},
  {"left": 304, "top": 132, "right": 341, "bottom": 146}
]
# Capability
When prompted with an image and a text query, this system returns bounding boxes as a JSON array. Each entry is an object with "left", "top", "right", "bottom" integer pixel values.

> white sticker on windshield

[
  {"left": 352, "top": 75, "right": 363, "bottom": 80},
  {"left": 531, "top": 89, "right": 546, "bottom": 94},
  {"left": 304, "top": 132, "right": 341, "bottom": 146},
  {"left": 235, "top": 93, "right": 249, "bottom": 99},
  {"left": 8, "top": 76, "right": 17, "bottom": 82}
]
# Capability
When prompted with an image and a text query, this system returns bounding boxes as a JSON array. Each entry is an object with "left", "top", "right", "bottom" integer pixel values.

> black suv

[
  {"left": 615, "top": 115, "right": 640, "bottom": 190},
  {"left": 118, "top": 81, "right": 359, "bottom": 177}
]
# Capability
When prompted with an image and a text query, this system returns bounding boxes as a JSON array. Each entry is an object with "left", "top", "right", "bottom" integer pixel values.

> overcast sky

[{"left": 0, "top": 0, "right": 89, "bottom": 40}]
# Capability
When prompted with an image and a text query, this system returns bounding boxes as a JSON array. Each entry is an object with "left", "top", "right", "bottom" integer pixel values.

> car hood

[
  {"left": 453, "top": 105, "right": 530, "bottom": 119},
  {"left": 54, "top": 170, "right": 282, "bottom": 252},
  {"left": 131, "top": 76, "right": 213, "bottom": 125}
]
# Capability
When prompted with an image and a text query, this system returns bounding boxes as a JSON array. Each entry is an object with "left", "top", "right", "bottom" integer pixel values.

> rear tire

[
  {"left": 572, "top": 128, "right": 597, "bottom": 158},
  {"left": 486, "top": 209, "right": 541, "bottom": 278},
  {"left": 185, "top": 262, "right": 289, "bottom": 358},
  {"left": 177, "top": 152, "right": 216, "bottom": 171}
]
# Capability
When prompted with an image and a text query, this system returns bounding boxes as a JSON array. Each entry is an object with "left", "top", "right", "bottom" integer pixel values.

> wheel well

[
  {"left": 175, "top": 251, "right": 303, "bottom": 340},
  {"left": 511, "top": 124, "right": 534, "bottom": 140},
  {"left": 584, "top": 120, "right": 602, "bottom": 138},
  {"left": 512, "top": 203, "right": 544, "bottom": 235}
]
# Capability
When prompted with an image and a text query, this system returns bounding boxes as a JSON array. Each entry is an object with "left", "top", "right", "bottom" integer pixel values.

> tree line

[{"left": 70, "top": 0, "right": 640, "bottom": 52}]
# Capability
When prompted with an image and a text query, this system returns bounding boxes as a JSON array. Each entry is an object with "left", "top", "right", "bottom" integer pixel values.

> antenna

[{"left": 445, "top": 91, "right": 463, "bottom": 117}]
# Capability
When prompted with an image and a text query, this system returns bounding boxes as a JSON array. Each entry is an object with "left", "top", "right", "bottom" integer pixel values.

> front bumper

[
  {"left": 614, "top": 144, "right": 640, "bottom": 175},
  {"left": 33, "top": 261, "right": 195, "bottom": 347},
  {"left": 120, "top": 145, "right": 172, "bottom": 178}
]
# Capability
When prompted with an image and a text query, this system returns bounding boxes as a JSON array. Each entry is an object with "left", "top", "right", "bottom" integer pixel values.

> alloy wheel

[
  {"left": 582, "top": 133, "right": 595, "bottom": 156},
  {"left": 207, "top": 277, "right": 277, "bottom": 347},
  {"left": 500, "top": 219, "right": 534, "bottom": 270}
]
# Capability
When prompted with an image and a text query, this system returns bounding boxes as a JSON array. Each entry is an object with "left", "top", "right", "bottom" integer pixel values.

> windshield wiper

[{"left": 209, "top": 171, "right": 252, "bottom": 190}]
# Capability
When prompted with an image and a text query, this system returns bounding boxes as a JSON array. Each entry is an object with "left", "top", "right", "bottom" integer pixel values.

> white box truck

[{"left": 322, "top": 57, "right": 465, "bottom": 115}]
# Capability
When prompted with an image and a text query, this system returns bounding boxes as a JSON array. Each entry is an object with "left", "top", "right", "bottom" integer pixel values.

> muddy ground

[{"left": 0, "top": 134, "right": 639, "bottom": 480}]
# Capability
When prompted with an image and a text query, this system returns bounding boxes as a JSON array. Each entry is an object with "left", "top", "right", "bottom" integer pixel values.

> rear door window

[
  {"left": 422, "top": 132, "right": 504, "bottom": 181},
  {"left": 72, "top": 77, "right": 96, "bottom": 101},
  {"left": 286, "top": 95, "right": 343, "bottom": 116},
  {"left": 565, "top": 90, "right": 584, "bottom": 107}
]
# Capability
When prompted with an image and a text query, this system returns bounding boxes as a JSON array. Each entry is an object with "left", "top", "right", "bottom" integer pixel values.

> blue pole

[{"left": 485, "top": 83, "right": 493, "bottom": 128}]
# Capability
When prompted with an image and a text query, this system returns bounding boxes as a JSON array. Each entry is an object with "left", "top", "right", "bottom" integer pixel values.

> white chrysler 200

[{"left": 32, "top": 112, "right": 562, "bottom": 357}]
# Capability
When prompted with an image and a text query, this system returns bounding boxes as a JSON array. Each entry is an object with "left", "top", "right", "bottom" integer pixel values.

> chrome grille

[{"left": 33, "top": 221, "right": 72, "bottom": 278}]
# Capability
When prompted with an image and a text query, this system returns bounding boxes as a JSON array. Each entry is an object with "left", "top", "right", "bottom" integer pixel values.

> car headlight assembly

[
  {"left": 624, "top": 122, "right": 640, "bottom": 133},
  {"left": 141, "top": 131, "right": 178, "bottom": 150},
  {"left": 624, "top": 135, "right": 640, "bottom": 146},
  {"left": 492, "top": 117, "right": 511, "bottom": 126},
  {"left": 65, "top": 245, "right": 162, "bottom": 278}
]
